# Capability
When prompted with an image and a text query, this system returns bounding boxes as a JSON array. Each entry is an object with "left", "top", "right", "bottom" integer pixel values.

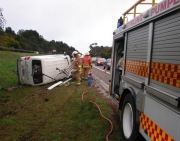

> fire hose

[{"left": 81, "top": 81, "right": 113, "bottom": 141}]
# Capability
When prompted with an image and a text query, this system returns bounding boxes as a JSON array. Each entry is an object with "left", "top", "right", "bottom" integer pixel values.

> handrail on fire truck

[{"left": 123, "top": 0, "right": 158, "bottom": 24}]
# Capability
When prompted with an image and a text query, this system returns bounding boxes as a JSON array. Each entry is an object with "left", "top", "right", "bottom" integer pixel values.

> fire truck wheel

[{"left": 120, "top": 94, "right": 138, "bottom": 141}]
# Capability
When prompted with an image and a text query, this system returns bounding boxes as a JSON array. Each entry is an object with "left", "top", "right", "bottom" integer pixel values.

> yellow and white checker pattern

[
  {"left": 140, "top": 112, "right": 175, "bottom": 141},
  {"left": 150, "top": 62, "right": 180, "bottom": 88}
]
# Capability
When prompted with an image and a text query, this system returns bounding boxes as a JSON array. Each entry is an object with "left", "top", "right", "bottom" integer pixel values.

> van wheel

[{"left": 120, "top": 94, "right": 138, "bottom": 141}]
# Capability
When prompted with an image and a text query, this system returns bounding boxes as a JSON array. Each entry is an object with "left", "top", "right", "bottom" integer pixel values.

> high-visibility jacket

[
  {"left": 82, "top": 55, "right": 91, "bottom": 68},
  {"left": 72, "top": 56, "right": 82, "bottom": 72}
]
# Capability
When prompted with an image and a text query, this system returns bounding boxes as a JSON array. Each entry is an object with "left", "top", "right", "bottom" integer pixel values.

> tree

[
  {"left": 89, "top": 45, "right": 112, "bottom": 58},
  {"left": 1, "top": 27, "right": 77, "bottom": 54},
  {"left": 0, "top": 36, "right": 20, "bottom": 48},
  {"left": 0, "top": 8, "right": 6, "bottom": 30},
  {"left": 5, "top": 27, "right": 15, "bottom": 35}
]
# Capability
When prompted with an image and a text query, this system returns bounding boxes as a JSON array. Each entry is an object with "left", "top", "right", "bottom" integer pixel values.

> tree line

[
  {"left": 0, "top": 8, "right": 112, "bottom": 58},
  {"left": 89, "top": 45, "right": 112, "bottom": 59},
  {"left": 0, "top": 27, "right": 112, "bottom": 58},
  {"left": 0, "top": 9, "right": 76, "bottom": 55},
  {"left": 0, "top": 27, "right": 76, "bottom": 55}
]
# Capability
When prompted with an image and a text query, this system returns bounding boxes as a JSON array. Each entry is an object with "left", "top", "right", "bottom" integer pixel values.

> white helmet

[
  {"left": 72, "top": 51, "right": 78, "bottom": 57},
  {"left": 85, "top": 52, "right": 90, "bottom": 55},
  {"left": 80, "top": 55, "right": 84, "bottom": 58}
]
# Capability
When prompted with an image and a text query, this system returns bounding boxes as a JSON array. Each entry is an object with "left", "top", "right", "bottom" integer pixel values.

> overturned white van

[{"left": 17, "top": 54, "right": 72, "bottom": 86}]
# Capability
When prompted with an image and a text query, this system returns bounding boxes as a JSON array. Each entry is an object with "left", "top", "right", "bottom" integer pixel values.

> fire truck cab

[{"left": 110, "top": 0, "right": 180, "bottom": 140}]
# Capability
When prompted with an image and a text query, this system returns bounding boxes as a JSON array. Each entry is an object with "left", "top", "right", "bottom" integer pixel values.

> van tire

[{"left": 120, "top": 94, "right": 138, "bottom": 141}]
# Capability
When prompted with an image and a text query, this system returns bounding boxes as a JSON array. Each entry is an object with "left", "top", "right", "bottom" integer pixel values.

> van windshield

[{"left": 32, "top": 60, "right": 43, "bottom": 84}]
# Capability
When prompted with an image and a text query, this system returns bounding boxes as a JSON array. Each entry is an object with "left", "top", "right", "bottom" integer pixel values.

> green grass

[
  {"left": 0, "top": 51, "right": 36, "bottom": 89},
  {"left": 0, "top": 115, "right": 18, "bottom": 126},
  {"left": 0, "top": 83, "right": 122, "bottom": 141},
  {"left": 0, "top": 51, "right": 123, "bottom": 141}
]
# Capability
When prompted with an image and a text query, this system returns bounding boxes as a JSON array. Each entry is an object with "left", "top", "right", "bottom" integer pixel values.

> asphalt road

[
  {"left": 91, "top": 64, "right": 110, "bottom": 91},
  {"left": 92, "top": 64, "right": 111, "bottom": 74}
]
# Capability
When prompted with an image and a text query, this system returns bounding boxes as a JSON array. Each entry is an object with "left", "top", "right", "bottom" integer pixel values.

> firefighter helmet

[
  {"left": 85, "top": 52, "right": 90, "bottom": 55},
  {"left": 72, "top": 51, "right": 78, "bottom": 57}
]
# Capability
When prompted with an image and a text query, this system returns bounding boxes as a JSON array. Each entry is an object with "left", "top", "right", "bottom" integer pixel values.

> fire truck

[{"left": 110, "top": 0, "right": 180, "bottom": 140}]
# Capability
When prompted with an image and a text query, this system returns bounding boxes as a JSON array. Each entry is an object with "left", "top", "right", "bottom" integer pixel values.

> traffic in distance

[{"left": 92, "top": 57, "right": 112, "bottom": 71}]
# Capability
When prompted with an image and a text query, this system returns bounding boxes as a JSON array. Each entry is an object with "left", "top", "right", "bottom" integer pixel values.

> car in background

[
  {"left": 91, "top": 57, "right": 97, "bottom": 63},
  {"left": 103, "top": 58, "right": 111, "bottom": 70},
  {"left": 95, "top": 58, "right": 106, "bottom": 66},
  {"left": 34, "top": 51, "right": 39, "bottom": 54}
]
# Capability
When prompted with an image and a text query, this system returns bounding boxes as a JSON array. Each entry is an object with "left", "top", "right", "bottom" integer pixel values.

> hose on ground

[{"left": 81, "top": 80, "right": 113, "bottom": 141}]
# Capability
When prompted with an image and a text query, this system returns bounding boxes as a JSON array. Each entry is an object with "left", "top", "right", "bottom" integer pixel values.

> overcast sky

[{"left": 1, "top": 0, "right": 160, "bottom": 54}]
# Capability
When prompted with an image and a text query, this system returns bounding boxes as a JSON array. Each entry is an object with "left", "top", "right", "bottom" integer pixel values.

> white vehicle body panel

[{"left": 17, "top": 54, "right": 71, "bottom": 86}]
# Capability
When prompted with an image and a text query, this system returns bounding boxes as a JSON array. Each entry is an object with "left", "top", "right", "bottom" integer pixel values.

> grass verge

[
  {"left": 0, "top": 82, "right": 122, "bottom": 141},
  {"left": 0, "top": 51, "right": 123, "bottom": 141},
  {"left": 0, "top": 51, "right": 36, "bottom": 90}
]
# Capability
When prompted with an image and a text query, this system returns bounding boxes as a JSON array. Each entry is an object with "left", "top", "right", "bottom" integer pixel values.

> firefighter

[
  {"left": 117, "top": 51, "right": 124, "bottom": 80},
  {"left": 117, "top": 16, "right": 123, "bottom": 28},
  {"left": 82, "top": 52, "right": 92, "bottom": 80},
  {"left": 114, "top": 51, "right": 124, "bottom": 94},
  {"left": 71, "top": 51, "right": 82, "bottom": 85},
  {"left": 80, "top": 54, "right": 84, "bottom": 79}
]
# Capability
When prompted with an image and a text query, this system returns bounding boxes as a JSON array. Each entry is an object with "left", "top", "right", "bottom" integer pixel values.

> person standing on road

[
  {"left": 104, "top": 59, "right": 108, "bottom": 73},
  {"left": 71, "top": 51, "right": 82, "bottom": 85},
  {"left": 82, "top": 52, "right": 92, "bottom": 80}
]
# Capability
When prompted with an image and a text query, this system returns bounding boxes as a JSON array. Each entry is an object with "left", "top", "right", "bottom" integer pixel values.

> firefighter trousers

[
  {"left": 82, "top": 68, "right": 90, "bottom": 79},
  {"left": 72, "top": 71, "right": 81, "bottom": 85}
]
